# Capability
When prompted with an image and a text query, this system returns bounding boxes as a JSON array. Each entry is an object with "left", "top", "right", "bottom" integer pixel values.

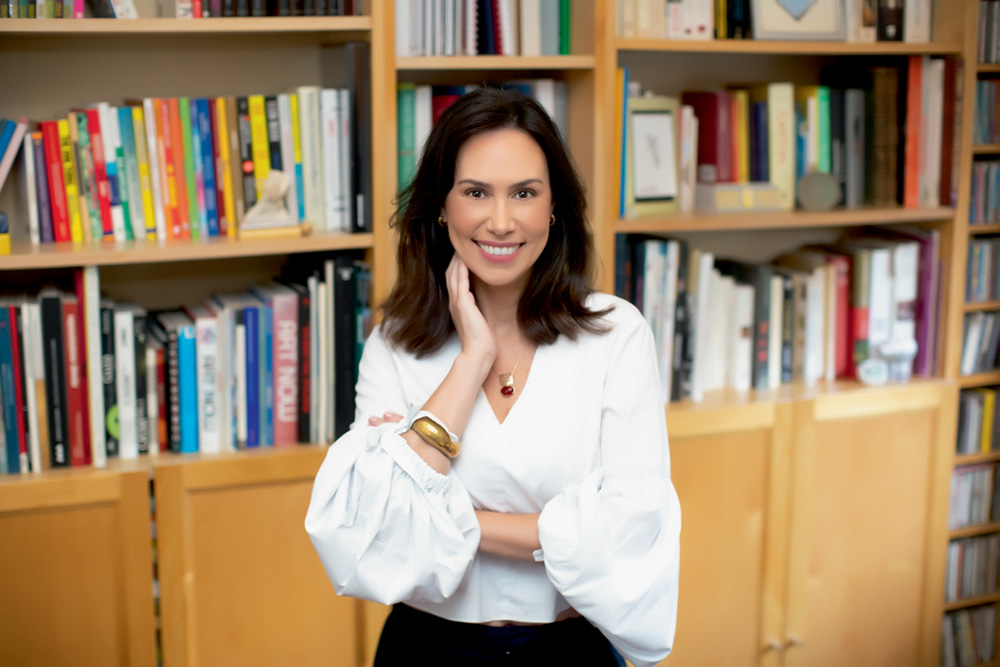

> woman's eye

[
  {"left": 514, "top": 190, "right": 534, "bottom": 199},
  {"left": 466, "top": 189, "right": 484, "bottom": 199}
]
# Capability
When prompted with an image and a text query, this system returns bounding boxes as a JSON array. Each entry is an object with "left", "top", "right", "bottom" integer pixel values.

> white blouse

[{"left": 305, "top": 293, "right": 681, "bottom": 667}]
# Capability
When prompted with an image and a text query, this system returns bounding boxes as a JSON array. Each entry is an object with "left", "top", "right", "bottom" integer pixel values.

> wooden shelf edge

[
  {"left": 950, "top": 522, "right": 1000, "bottom": 540},
  {"left": 973, "top": 144, "right": 1000, "bottom": 155},
  {"left": 955, "top": 451, "right": 1000, "bottom": 466},
  {"left": 979, "top": 63, "right": 1000, "bottom": 73},
  {"left": 959, "top": 372, "right": 1000, "bottom": 388},
  {"left": 965, "top": 301, "right": 1000, "bottom": 313},
  {"left": 944, "top": 593, "right": 1000, "bottom": 613},
  {"left": 616, "top": 206, "right": 955, "bottom": 233},
  {"left": 396, "top": 55, "right": 595, "bottom": 70},
  {"left": 0, "top": 16, "right": 371, "bottom": 35},
  {"left": 969, "top": 224, "right": 1000, "bottom": 235},
  {"left": 615, "top": 37, "right": 963, "bottom": 55},
  {"left": 0, "top": 231, "right": 374, "bottom": 270}
]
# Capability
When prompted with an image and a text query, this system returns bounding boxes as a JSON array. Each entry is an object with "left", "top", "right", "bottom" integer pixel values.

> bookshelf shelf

[
  {"left": 978, "top": 63, "right": 1000, "bottom": 73},
  {"left": 965, "top": 301, "right": 1000, "bottom": 312},
  {"left": 0, "top": 17, "right": 371, "bottom": 37},
  {"left": 950, "top": 522, "right": 1000, "bottom": 539},
  {"left": 614, "top": 37, "right": 963, "bottom": 56},
  {"left": 395, "top": 55, "right": 595, "bottom": 71},
  {"left": 615, "top": 206, "right": 954, "bottom": 234},
  {"left": 973, "top": 144, "right": 1000, "bottom": 155},
  {"left": 955, "top": 451, "right": 1000, "bottom": 465},
  {"left": 944, "top": 593, "right": 1000, "bottom": 613},
  {"left": 0, "top": 231, "right": 373, "bottom": 271},
  {"left": 970, "top": 224, "right": 1000, "bottom": 235},
  {"left": 959, "top": 372, "right": 1000, "bottom": 388}
]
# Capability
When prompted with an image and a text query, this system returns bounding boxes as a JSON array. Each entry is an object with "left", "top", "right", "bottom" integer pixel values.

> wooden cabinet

[
  {"left": 0, "top": 466, "right": 156, "bottom": 667},
  {"left": 154, "top": 446, "right": 358, "bottom": 667},
  {"left": 664, "top": 382, "right": 955, "bottom": 667}
]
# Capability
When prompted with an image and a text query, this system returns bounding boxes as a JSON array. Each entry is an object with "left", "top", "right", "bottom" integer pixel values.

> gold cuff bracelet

[{"left": 410, "top": 416, "right": 461, "bottom": 459}]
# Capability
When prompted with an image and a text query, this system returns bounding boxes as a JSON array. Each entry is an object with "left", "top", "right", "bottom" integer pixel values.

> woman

[{"left": 305, "top": 86, "right": 680, "bottom": 666}]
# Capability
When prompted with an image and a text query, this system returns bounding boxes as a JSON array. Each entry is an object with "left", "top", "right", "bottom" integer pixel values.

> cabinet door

[
  {"left": 0, "top": 468, "right": 156, "bottom": 667},
  {"left": 663, "top": 402, "right": 793, "bottom": 667},
  {"left": 784, "top": 383, "right": 956, "bottom": 667},
  {"left": 156, "top": 447, "right": 359, "bottom": 667}
]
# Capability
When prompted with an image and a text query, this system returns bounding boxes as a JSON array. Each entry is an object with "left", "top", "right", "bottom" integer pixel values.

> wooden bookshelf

[
  {"left": 0, "top": 16, "right": 371, "bottom": 36},
  {"left": 960, "top": 372, "right": 1000, "bottom": 388},
  {"left": 614, "top": 37, "right": 963, "bottom": 55},
  {"left": 965, "top": 301, "right": 1000, "bottom": 312},
  {"left": 615, "top": 206, "right": 954, "bottom": 233},
  {"left": 945, "top": 593, "right": 1000, "bottom": 613},
  {"left": 979, "top": 63, "right": 1000, "bottom": 73},
  {"left": 396, "top": 55, "right": 595, "bottom": 70},
  {"left": 956, "top": 451, "right": 1000, "bottom": 465},
  {"left": 950, "top": 522, "right": 1000, "bottom": 539},
  {"left": 974, "top": 144, "right": 1000, "bottom": 154},
  {"left": 970, "top": 224, "right": 1000, "bottom": 235},
  {"left": 0, "top": 231, "right": 373, "bottom": 270}
]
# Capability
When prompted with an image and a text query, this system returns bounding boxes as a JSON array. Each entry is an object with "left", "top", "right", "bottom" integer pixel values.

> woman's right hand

[{"left": 446, "top": 254, "right": 496, "bottom": 367}]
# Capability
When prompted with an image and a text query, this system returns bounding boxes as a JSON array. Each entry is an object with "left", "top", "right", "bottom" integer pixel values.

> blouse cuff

[{"left": 382, "top": 422, "right": 451, "bottom": 496}]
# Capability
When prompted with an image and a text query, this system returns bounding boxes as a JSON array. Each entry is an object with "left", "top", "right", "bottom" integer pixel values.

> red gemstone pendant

[{"left": 500, "top": 385, "right": 514, "bottom": 397}]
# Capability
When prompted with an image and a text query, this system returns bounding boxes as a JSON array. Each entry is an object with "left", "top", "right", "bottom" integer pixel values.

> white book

[
  {"left": 804, "top": 267, "right": 826, "bottom": 387},
  {"left": 142, "top": 98, "right": 168, "bottom": 242},
  {"left": 443, "top": 0, "right": 457, "bottom": 56},
  {"left": 730, "top": 283, "right": 754, "bottom": 392},
  {"left": 678, "top": 105, "right": 698, "bottom": 213},
  {"left": 455, "top": 0, "right": 465, "bottom": 55},
  {"left": 922, "top": 57, "right": 945, "bottom": 208},
  {"left": 904, "top": 0, "right": 931, "bottom": 43},
  {"left": 320, "top": 88, "right": 346, "bottom": 232},
  {"left": 423, "top": 0, "right": 435, "bottom": 56},
  {"left": 539, "top": 0, "right": 558, "bottom": 54},
  {"left": 768, "top": 275, "right": 783, "bottom": 390},
  {"left": 337, "top": 88, "right": 352, "bottom": 234},
  {"left": 465, "top": 0, "right": 479, "bottom": 55},
  {"left": 414, "top": 84, "right": 433, "bottom": 164},
  {"left": 659, "top": 241, "right": 679, "bottom": 401},
  {"left": 868, "top": 247, "right": 893, "bottom": 350},
  {"left": 843, "top": 0, "right": 859, "bottom": 42},
  {"left": 22, "top": 303, "right": 43, "bottom": 474},
  {"left": 396, "top": 0, "right": 414, "bottom": 56},
  {"left": 207, "top": 296, "right": 236, "bottom": 452},
  {"left": 707, "top": 270, "right": 732, "bottom": 392},
  {"left": 823, "top": 264, "right": 837, "bottom": 383},
  {"left": 498, "top": 0, "right": 520, "bottom": 55},
  {"left": 520, "top": 0, "right": 542, "bottom": 55},
  {"left": 235, "top": 319, "right": 247, "bottom": 447},
  {"left": 297, "top": 86, "right": 325, "bottom": 230},
  {"left": 98, "top": 102, "right": 127, "bottom": 242},
  {"left": 690, "top": 249, "right": 714, "bottom": 402},
  {"left": 186, "top": 304, "right": 220, "bottom": 454},
  {"left": 21, "top": 132, "right": 40, "bottom": 245},
  {"left": 83, "top": 266, "right": 107, "bottom": 468},
  {"left": 433, "top": 0, "right": 445, "bottom": 56},
  {"left": 146, "top": 340, "right": 159, "bottom": 456},
  {"left": 277, "top": 94, "right": 300, "bottom": 224},
  {"left": 682, "top": 0, "right": 713, "bottom": 41},
  {"left": 308, "top": 273, "right": 320, "bottom": 444},
  {"left": 114, "top": 308, "right": 138, "bottom": 459}
]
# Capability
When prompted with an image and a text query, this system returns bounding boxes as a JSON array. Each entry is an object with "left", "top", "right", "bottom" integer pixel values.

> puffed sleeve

[
  {"left": 304, "top": 326, "right": 481, "bottom": 605},
  {"left": 537, "top": 307, "right": 681, "bottom": 667}
]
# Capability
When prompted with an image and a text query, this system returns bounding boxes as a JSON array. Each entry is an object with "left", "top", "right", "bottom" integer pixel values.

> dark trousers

[{"left": 373, "top": 603, "right": 623, "bottom": 667}]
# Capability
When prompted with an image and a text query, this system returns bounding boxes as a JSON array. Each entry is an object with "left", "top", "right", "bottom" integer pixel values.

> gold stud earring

[
  {"left": 438, "top": 216, "right": 447, "bottom": 227},
  {"left": 549, "top": 214, "right": 556, "bottom": 227}
]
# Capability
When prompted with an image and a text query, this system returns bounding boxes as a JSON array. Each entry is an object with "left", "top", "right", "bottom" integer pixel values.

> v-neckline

[{"left": 481, "top": 346, "right": 539, "bottom": 426}]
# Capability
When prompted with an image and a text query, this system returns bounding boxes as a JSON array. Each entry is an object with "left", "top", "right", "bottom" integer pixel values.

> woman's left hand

[{"left": 368, "top": 412, "right": 404, "bottom": 427}]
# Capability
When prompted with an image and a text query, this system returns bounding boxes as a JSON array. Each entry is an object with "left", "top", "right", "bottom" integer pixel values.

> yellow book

[
  {"left": 215, "top": 97, "right": 237, "bottom": 239},
  {"left": 57, "top": 118, "right": 84, "bottom": 243},
  {"left": 977, "top": 388, "right": 996, "bottom": 453},
  {"left": 729, "top": 88, "right": 750, "bottom": 183},
  {"left": 290, "top": 93, "right": 303, "bottom": 224},
  {"left": 248, "top": 94, "right": 270, "bottom": 200},
  {"left": 131, "top": 106, "right": 158, "bottom": 240}
]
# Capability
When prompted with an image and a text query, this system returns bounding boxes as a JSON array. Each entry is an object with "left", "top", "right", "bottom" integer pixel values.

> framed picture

[
  {"left": 624, "top": 95, "right": 680, "bottom": 218},
  {"left": 751, "top": 0, "right": 846, "bottom": 41}
]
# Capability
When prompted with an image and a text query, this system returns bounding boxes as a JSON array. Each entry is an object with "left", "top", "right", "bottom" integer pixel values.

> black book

[
  {"left": 828, "top": 87, "right": 846, "bottom": 203},
  {"left": 346, "top": 42, "right": 373, "bottom": 233},
  {"left": 671, "top": 240, "right": 692, "bottom": 402},
  {"left": 13, "top": 304, "right": 32, "bottom": 471},
  {"left": 100, "top": 300, "right": 118, "bottom": 458},
  {"left": 38, "top": 289, "right": 70, "bottom": 467},
  {"left": 714, "top": 259, "right": 774, "bottom": 391},
  {"left": 132, "top": 310, "right": 149, "bottom": 455},
  {"left": 477, "top": 0, "right": 497, "bottom": 54},
  {"left": 264, "top": 95, "right": 283, "bottom": 173},
  {"left": 333, "top": 256, "right": 358, "bottom": 439},
  {"left": 148, "top": 316, "right": 181, "bottom": 453},
  {"left": 236, "top": 97, "right": 257, "bottom": 211}
]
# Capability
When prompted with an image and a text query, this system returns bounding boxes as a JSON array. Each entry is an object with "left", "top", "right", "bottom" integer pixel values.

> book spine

[
  {"left": 297, "top": 87, "right": 323, "bottom": 229},
  {"left": 0, "top": 307, "right": 21, "bottom": 473},
  {"left": 195, "top": 314, "right": 220, "bottom": 454},
  {"left": 179, "top": 99, "right": 201, "bottom": 240},
  {"left": 244, "top": 306, "right": 259, "bottom": 448},
  {"left": 133, "top": 313, "right": 149, "bottom": 455},
  {"left": 155, "top": 344, "right": 167, "bottom": 451},
  {"left": 225, "top": 96, "right": 246, "bottom": 230},
  {"left": 248, "top": 94, "right": 271, "bottom": 202},
  {"left": 289, "top": 93, "right": 305, "bottom": 222},
  {"left": 146, "top": 343, "right": 159, "bottom": 455},
  {"left": 277, "top": 94, "right": 299, "bottom": 223},
  {"left": 131, "top": 106, "right": 159, "bottom": 241},
  {"left": 82, "top": 268, "right": 106, "bottom": 468},
  {"left": 31, "top": 133, "right": 54, "bottom": 244},
  {"left": 159, "top": 99, "right": 183, "bottom": 239},
  {"left": 144, "top": 98, "right": 170, "bottom": 241},
  {"left": 260, "top": 302, "right": 273, "bottom": 446},
  {"left": 237, "top": 96, "right": 257, "bottom": 212},
  {"left": 347, "top": 41, "right": 373, "bottom": 232},
  {"left": 40, "top": 122, "right": 70, "bottom": 242},
  {"left": 98, "top": 104, "right": 127, "bottom": 242},
  {"left": 100, "top": 302, "right": 118, "bottom": 458},
  {"left": 208, "top": 98, "right": 227, "bottom": 236},
  {"left": 265, "top": 95, "right": 283, "bottom": 175},
  {"left": 84, "top": 109, "right": 114, "bottom": 240},
  {"left": 333, "top": 255, "right": 358, "bottom": 439},
  {"left": 72, "top": 112, "right": 103, "bottom": 243},
  {"left": 117, "top": 106, "right": 143, "bottom": 241},
  {"left": 40, "top": 293, "right": 69, "bottom": 467},
  {"left": 197, "top": 98, "right": 220, "bottom": 237},
  {"left": 57, "top": 119, "right": 84, "bottom": 244},
  {"left": 115, "top": 310, "right": 138, "bottom": 459},
  {"left": 273, "top": 292, "right": 298, "bottom": 447},
  {"left": 62, "top": 298, "right": 87, "bottom": 467},
  {"left": 296, "top": 285, "right": 311, "bottom": 443},
  {"left": 178, "top": 324, "right": 199, "bottom": 453}
]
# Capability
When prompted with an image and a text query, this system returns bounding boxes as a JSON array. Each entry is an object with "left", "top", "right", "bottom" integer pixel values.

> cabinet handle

[
  {"left": 785, "top": 634, "right": 804, "bottom": 649},
  {"left": 763, "top": 639, "right": 785, "bottom": 652}
]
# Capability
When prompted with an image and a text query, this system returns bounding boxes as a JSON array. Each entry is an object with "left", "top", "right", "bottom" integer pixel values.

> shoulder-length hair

[{"left": 381, "top": 85, "right": 609, "bottom": 356}]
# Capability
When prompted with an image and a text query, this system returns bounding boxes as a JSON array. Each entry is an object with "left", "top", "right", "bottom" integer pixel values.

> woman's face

[{"left": 443, "top": 128, "right": 553, "bottom": 293}]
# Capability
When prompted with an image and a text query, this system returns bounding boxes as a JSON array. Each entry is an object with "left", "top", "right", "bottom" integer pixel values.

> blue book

[
  {"left": 257, "top": 298, "right": 273, "bottom": 446},
  {"left": 189, "top": 98, "right": 208, "bottom": 239},
  {"left": 0, "top": 119, "right": 15, "bottom": 161},
  {"left": 0, "top": 306, "right": 19, "bottom": 474},
  {"left": 243, "top": 305, "right": 260, "bottom": 448},
  {"left": 196, "top": 98, "right": 220, "bottom": 237},
  {"left": 618, "top": 67, "right": 629, "bottom": 219},
  {"left": 177, "top": 321, "right": 199, "bottom": 453}
]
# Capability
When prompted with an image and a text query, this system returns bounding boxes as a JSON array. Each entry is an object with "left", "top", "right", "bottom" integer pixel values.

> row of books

[
  {"left": 618, "top": 56, "right": 960, "bottom": 218},
  {"left": 942, "top": 604, "right": 997, "bottom": 667},
  {"left": 958, "top": 388, "right": 1000, "bottom": 456},
  {"left": 617, "top": 0, "right": 933, "bottom": 43},
  {"left": 11, "top": 43, "right": 371, "bottom": 246},
  {"left": 970, "top": 162, "right": 1000, "bottom": 226},
  {"left": 395, "top": 0, "right": 571, "bottom": 57},
  {"left": 979, "top": 0, "right": 1000, "bottom": 64},
  {"left": 176, "top": 0, "right": 364, "bottom": 18},
  {"left": 974, "top": 79, "right": 1000, "bottom": 146},
  {"left": 960, "top": 311, "right": 1000, "bottom": 377},
  {"left": 967, "top": 238, "right": 1000, "bottom": 303},
  {"left": 396, "top": 79, "right": 568, "bottom": 192},
  {"left": 614, "top": 227, "right": 939, "bottom": 401},
  {"left": 946, "top": 534, "right": 1000, "bottom": 603},
  {"left": 949, "top": 463, "right": 1000, "bottom": 530},
  {"left": 0, "top": 257, "right": 369, "bottom": 474}
]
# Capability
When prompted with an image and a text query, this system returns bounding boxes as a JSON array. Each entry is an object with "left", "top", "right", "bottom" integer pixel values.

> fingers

[{"left": 368, "top": 411, "right": 404, "bottom": 426}]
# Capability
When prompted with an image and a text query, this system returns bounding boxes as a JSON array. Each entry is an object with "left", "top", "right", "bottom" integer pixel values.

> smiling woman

[{"left": 304, "top": 87, "right": 682, "bottom": 667}]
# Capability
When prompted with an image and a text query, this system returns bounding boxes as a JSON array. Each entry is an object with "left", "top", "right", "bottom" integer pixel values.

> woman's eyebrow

[{"left": 455, "top": 178, "right": 544, "bottom": 189}]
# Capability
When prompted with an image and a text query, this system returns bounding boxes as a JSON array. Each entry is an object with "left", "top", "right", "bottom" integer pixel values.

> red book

[
  {"left": 680, "top": 90, "right": 734, "bottom": 183},
  {"left": 826, "top": 254, "right": 851, "bottom": 378},
  {"left": 40, "top": 121, "right": 71, "bottom": 242},
  {"left": 252, "top": 284, "right": 299, "bottom": 447},
  {"left": 157, "top": 99, "right": 182, "bottom": 239},
  {"left": 7, "top": 305, "right": 27, "bottom": 469},
  {"left": 73, "top": 270, "right": 92, "bottom": 465},
  {"left": 207, "top": 97, "right": 228, "bottom": 236},
  {"left": 903, "top": 55, "right": 923, "bottom": 208},
  {"left": 62, "top": 296, "right": 88, "bottom": 467},
  {"left": 80, "top": 109, "right": 114, "bottom": 239},
  {"left": 167, "top": 98, "right": 192, "bottom": 239}
]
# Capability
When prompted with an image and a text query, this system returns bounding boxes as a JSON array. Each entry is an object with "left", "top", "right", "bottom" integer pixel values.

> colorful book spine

[
  {"left": 130, "top": 106, "right": 158, "bottom": 240},
  {"left": 248, "top": 94, "right": 271, "bottom": 201},
  {"left": 243, "top": 305, "right": 260, "bottom": 448},
  {"left": 0, "top": 306, "right": 22, "bottom": 473},
  {"left": 197, "top": 98, "right": 220, "bottom": 237},
  {"left": 142, "top": 98, "right": 168, "bottom": 242},
  {"left": 177, "top": 321, "right": 198, "bottom": 453},
  {"left": 71, "top": 112, "right": 102, "bottom": 243},
  {"left": 207, "top": 98, "right": 228, "bottom": 236},
  {"left": 83, "top": 109, "right": 114, "bottom": 240},
  {"left": 158, "top": 99, "right": 182, "bottom": 239},
  {"left": 236, "top": 96, "right": 257, "bottom": 212},
  {"left": 98, "top": 103, "right": 127, "bottom": 242},
  {"left": 179, "top": 98, "right": 201, "bottom": 240},
  {"left": 215, "top": 97, "right": 238, "bottom": 238},
  {"left": 57, "top": 118, "right": 84, "bottom": 243},
  {"left": 290, "top": 93, "right": 305, "bottom": 222},
  {"left": 113, "top": 108, "right": 136, "bottom": 241},
  {"left": 32, "top": 132, "right": 55, "bottom": 244}
]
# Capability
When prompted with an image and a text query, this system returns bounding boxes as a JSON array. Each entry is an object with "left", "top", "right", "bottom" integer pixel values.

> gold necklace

[{"left": 493, "top": 351, "right": 525, "bottom": 398}]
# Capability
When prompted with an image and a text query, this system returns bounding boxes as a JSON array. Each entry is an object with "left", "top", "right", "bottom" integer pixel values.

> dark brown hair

[{"left": 381, "top": 86, "right": 609, "bottom": 356}]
